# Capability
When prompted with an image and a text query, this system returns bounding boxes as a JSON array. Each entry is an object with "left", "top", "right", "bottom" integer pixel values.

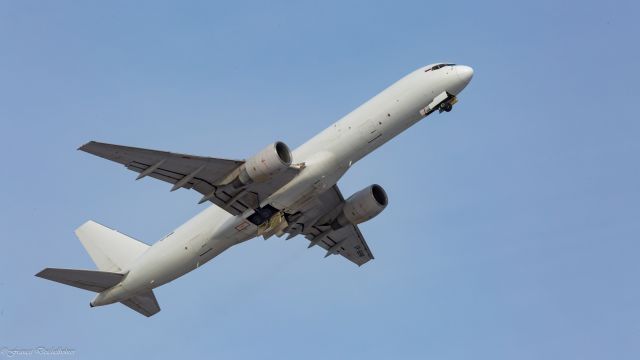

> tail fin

[
  {"left": 35, "top": 268, "right": 124, "bottom": 292},
  {"left": 76, "top": 221, "right": 149, "bottom": 272},
  {"left": 36, "top": 221, "right": 159, "bottom": 317}
]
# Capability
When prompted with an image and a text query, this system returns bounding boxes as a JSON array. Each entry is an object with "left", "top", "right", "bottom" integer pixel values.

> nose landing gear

[
  {"left": 419, "top": 92, "right": 459, "bottom": 117},
  {"left": 439, "top": 95, "right": 457, "bottom": 113}
]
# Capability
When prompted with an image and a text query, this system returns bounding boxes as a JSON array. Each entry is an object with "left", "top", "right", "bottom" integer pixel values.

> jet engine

[
  {"left": 234, "top": 141, "right": 292, "bottom": 187},
  {"left": 333, "top": 184, "right": 388, "bottom": 228}
]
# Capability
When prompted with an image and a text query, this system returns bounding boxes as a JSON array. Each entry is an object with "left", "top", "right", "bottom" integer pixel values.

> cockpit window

[{"left": 425, "top": 63, "right": 455, "bottom": 72}]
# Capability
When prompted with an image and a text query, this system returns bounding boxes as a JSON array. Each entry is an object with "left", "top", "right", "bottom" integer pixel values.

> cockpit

[{"left": 424, "top": 63, "right": 456, "bottom": 72}]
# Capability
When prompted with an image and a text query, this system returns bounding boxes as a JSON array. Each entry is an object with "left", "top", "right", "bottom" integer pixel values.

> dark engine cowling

[
  {"left": 333, "top": 184, "right": 388, "bottom": 228},
  {"left": 235, "top": 141, "right": 292, "bottom": 187}
]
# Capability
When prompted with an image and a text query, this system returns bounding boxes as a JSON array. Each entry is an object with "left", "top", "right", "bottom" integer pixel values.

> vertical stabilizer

[{"left": 76, "top": 221, "right": 149, "bottom": 272}]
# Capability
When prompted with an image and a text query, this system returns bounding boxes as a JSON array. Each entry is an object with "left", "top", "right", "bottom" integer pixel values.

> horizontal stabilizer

[
  {"left": 35, "top": 268, "right": 124, "bottom": 293},
  {"left": 121, "top": 290, "right": 161, "bottom": 317}
]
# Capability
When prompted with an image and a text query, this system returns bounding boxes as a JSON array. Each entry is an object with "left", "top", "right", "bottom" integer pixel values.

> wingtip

[
  {"left": 77, "top": 141, "right": 96, "bottom": 151},
  {"left": 35, "top": 268, "right": 50, "bottom": 278}
]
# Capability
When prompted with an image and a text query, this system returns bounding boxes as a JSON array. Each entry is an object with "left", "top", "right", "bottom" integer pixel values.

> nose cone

[
  {"left": 455, "top": 65, "right": 474, "bottom": 85},
  {"left": 448, "top": 65, "right": 473, "bottom": 95}
]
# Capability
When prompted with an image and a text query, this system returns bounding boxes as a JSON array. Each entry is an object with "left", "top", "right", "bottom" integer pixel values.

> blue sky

[{"left": 1, "top": 0, "right": 639, "bottom": 359}]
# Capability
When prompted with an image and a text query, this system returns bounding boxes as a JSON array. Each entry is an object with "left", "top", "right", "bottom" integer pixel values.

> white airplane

[{"left": 36, "top": 63, "right": 473, "bottom": 316}]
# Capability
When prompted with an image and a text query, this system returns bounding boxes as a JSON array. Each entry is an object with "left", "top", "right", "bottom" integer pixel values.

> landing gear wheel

[{"left": 441, "top": 102, "right": 453, "bottom": 112}]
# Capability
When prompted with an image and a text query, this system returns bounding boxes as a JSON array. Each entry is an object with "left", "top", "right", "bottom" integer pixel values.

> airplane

[{"left": 36, "top": 63, "right": 473, "bottom": 317}]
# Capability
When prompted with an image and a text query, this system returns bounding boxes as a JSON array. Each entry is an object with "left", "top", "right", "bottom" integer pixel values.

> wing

[
  {"left": 79, "top": 141, "right": 299, "bottom": 216},
  {"left": 283, "top": 185, "right": 374, "bottom": 266}
]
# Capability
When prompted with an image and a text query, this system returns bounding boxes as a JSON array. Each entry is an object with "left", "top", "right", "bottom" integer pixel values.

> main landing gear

[{"left": 440, "top": 102, "right": 453, "bottom": 112}]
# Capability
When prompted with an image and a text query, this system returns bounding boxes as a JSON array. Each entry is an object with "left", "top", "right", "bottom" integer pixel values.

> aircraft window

[{"left": 425, "top": 63, "right": 456, "bottom": 72}]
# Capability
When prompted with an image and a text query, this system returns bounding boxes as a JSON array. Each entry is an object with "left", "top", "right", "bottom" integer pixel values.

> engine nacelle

[
  {"left": 235, "top": 141, "right": 292, "bottom": 187},
  {"left": 333, "top": 184, "right": 388, "bottom": 228}
]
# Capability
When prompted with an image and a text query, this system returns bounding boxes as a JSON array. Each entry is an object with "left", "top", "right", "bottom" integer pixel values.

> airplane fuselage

[{"left": 91, "top": 64, "right": 474, "bottom": 306}]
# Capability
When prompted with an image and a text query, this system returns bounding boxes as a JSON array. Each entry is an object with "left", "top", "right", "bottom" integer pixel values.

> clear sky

[{"left": 1, "top": 1, "right": 638, "bottom": 359}]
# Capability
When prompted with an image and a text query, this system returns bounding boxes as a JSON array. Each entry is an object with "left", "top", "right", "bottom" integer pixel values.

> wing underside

[
  {"left": 79, "top": 141, "right": 298, "bottom": 216},
  {"left": 282, "top": 185, "right": 374, "bottom": 266}
]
